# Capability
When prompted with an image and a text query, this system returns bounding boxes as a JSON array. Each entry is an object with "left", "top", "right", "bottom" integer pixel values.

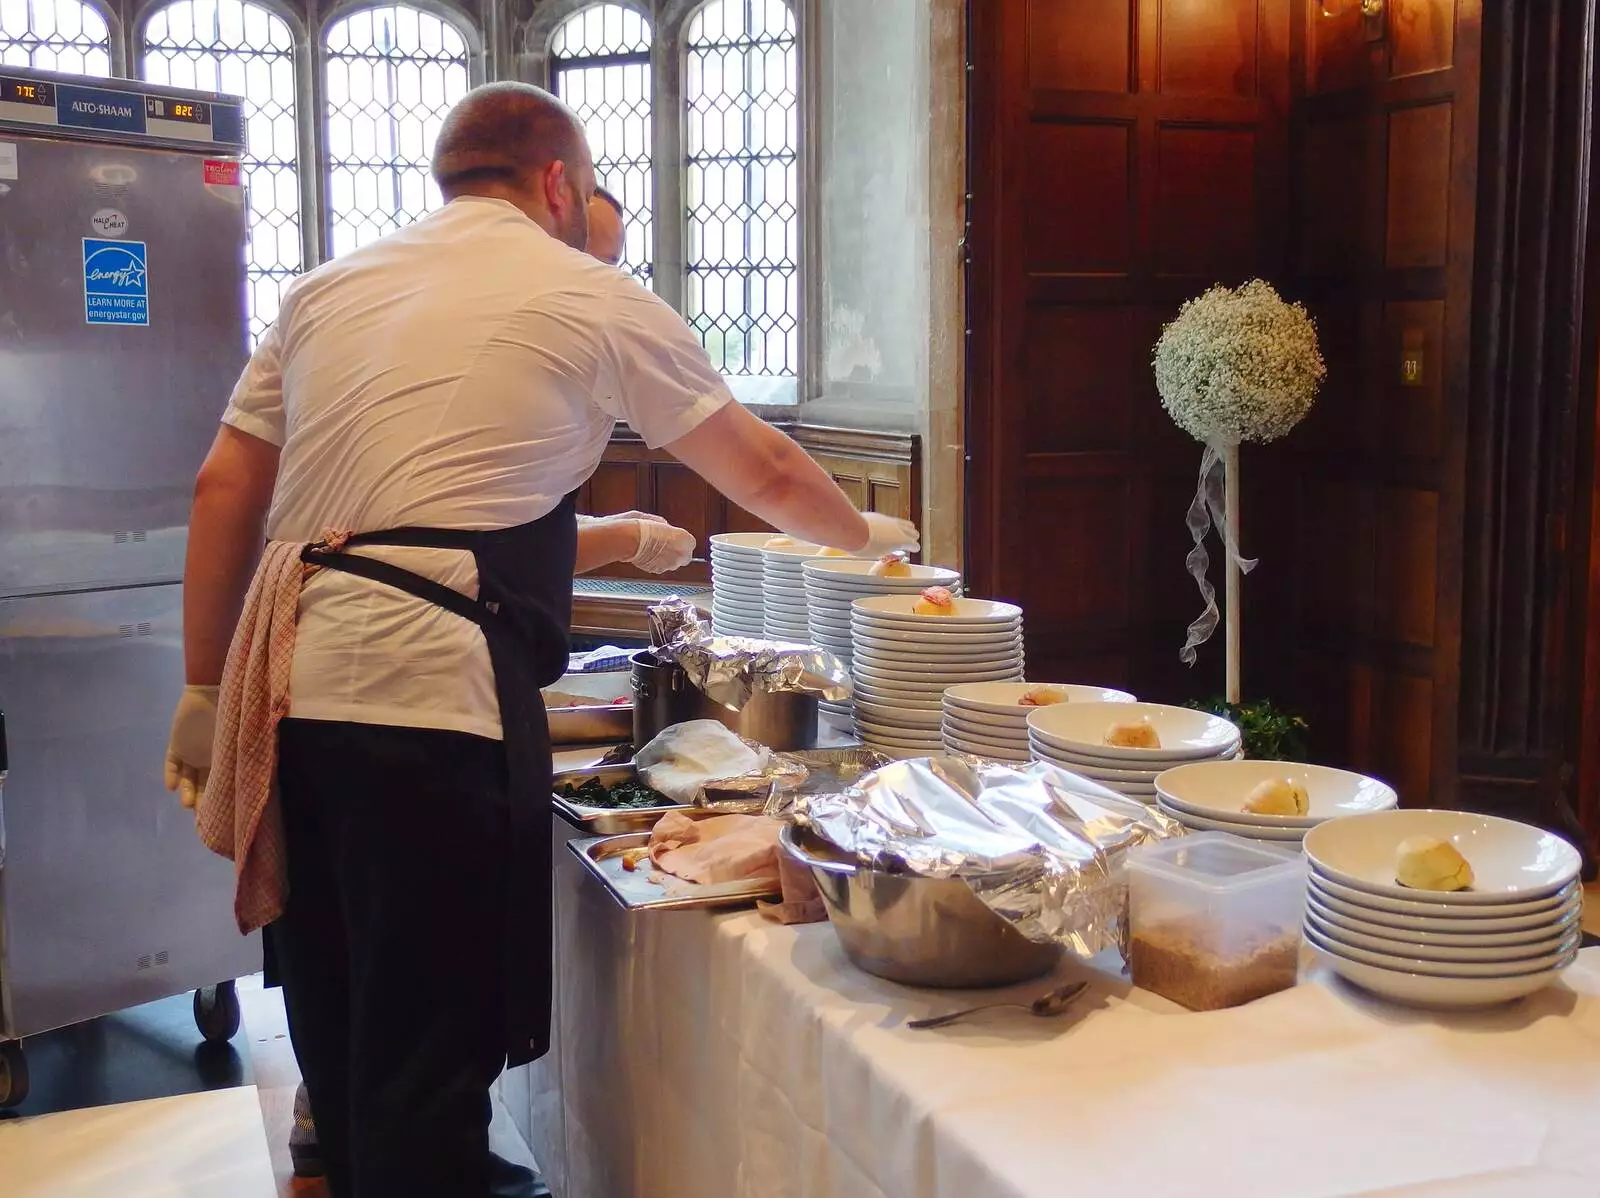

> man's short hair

[
  {"left": 432, "top": 82, "right": 584, "bottom": 196},
  {"left": 593, "top": 186, "right": 624, "bottom": 216}
]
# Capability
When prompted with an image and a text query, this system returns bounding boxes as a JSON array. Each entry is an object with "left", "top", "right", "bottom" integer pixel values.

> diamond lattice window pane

[
  {"left": 0, "top": 0, "right": 110, "bottom": 76},
  {"left": 551, "top": 3, "right": 653, "bottom": 283},
  {"left": 143, "top": 0, "right": 302, "bottom": 345},
  {"left": 323, "top": 4, "right": 470, "bottom": 259},
  {"left": 684, "top": 0, "right": 797, "bottom": 378}
]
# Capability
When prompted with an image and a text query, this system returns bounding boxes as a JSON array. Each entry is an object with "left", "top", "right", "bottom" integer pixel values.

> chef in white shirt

[{"left": 164, "top": 81, "right": 916, "bottom": 1198}]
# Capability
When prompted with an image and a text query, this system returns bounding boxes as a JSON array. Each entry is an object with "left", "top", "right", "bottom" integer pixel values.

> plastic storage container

[{"left": 1127, "top": 832, "right": 1308, "bottom": 1010}]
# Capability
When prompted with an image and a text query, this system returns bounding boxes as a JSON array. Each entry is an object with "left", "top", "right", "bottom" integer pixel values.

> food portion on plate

[
  {"left": 1241, "top": 777, "right": 1310, "bottom": 817},
  {"left": 1395, "top": 835, "right": 1475, "bottom": 892},
  {"left": 912, "top": 585, "right": 957, "bottom": 616},
  {"left": 1104, "top": 717, "right": 1161, "bottom": 749},
  {"left": 868, "top": 552, "right": 913, "bottom": 578},
  {"left": 1018, "top": 685, "right": 1070, "bottom": 708}
]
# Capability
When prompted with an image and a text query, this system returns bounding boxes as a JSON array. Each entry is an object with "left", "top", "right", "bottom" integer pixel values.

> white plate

[
  {"left": 1026, "top": 702, "right": 1241, "bottom": 763},
  {"left": 852, "top": 643, "right": 1024, "bottom": 666},
  {"left": 1157, "top": 802, "right": 1308, "bottom": 842},
  {"left": 1304, "top": 899, "right": 1581, "bottom": 960},
  {"left": 1028, "top": 725, "right": 1239, "bottom": 768},
  {"left": 1303, "top": 810, "right": 1583, "bottom": 905},
  {"left": 1155, "top": 760, "right": 1397, "bottom": 829},
  {"left": 711, "top": 532, "right": 778, "bottom": 550},
  {"left": 1307, "top": 917, "right": 1580, "bottom": 978},
  {"left": 1305, "top": 863, "right": 1580, "bottom": 921},
  {"left": 855, "top": 703, "right": 943, "bottom": 731},
  {"left": 942, "top": 706, "right": 1031, "bottom": 732},
  {"left": 852, "top": 594, "right": 1022, "bottom": 624},
  {"left": 860, "top": 731, "right": 942, "bottom": 754},
  {"left": 1305, "top": 870, "right": 1580, "bottom": 934},
  {"left": 942, "top": 681, "right": 1136, "bottom": 715},
  {"left": 854, "top": 686, "right": 947, "bottom": 711},
  {"left": 855, "top": 661, "right": 1022, "bottom": 686},
  {"left": 943, "top": 717, "right": 1031, "bottom": 745},
  {"left": 943, "top": 738, "right": 1030, "bottom": 763},
  {"left": 806, "top": 579, "right": 961, "bottom": 599},
  {"left": 804, "top": 558, "right": 961, "bottom": 583},
  {"left": 1029, "top": 748, "right": 1164, "bottom": 784},
  {"left": 853, "top": 632, "right": 1023, "bottom": 656},
  {"left": 1305, "top": 933, "right": 1574, "bottom": 1009},
  {"left": 942, "top": 721, "right": 1028, "bottom": 751},
  {"left": 852, "top": 614, "right": 1022, "bottom": 635},
  {"left": 853, "top": 653, "right": 1025, "bottom": 678}
]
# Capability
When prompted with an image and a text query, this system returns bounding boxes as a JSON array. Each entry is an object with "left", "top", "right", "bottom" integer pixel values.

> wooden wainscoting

[{"left": 572, "top": 423, "right": 921, "bottom": 638}]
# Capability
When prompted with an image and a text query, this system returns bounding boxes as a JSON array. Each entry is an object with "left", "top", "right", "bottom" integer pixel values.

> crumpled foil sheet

[
  {"left": 647, "top": 599, "right": 852, "bottom": 710},
  {"left": 785, "top": 756, "right": 1185, "bottom": 957}
]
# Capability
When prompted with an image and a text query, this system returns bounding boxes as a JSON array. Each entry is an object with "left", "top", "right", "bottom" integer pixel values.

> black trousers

[{"left": 274, "top": 717, "right": 515, "bottom": 1198}]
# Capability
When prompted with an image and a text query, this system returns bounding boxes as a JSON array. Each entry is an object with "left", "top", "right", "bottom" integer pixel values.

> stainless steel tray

[
  {"left": 547, "top": 702, "right": 633, "bottom": 746},
  {"left": 551, "top": 763, "right": 685, "bottom": 835},
  {"left": 568, "top": 830, "right": 780, "bottom": 912}
]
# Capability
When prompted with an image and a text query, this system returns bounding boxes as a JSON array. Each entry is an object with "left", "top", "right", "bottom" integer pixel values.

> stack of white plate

[
  {"left": 849, "top": 596, "right": 1025, "bottom": 758},
  {"left": 804, "top": 559, "right": 962, "bottom": 663},
  {"left": 1302, "top": 810, "right": 1584, "bottom": 1009},
  {"left": 709, "top": 532, "right": 769, "bottom": 637},
  {"left": 762, "top": 543, "right": 824, "bottom": 642},
  {"left": 805, "top": 558, "right": 959, "bottom": 721},
  {"left": 1026, "top": 702, "right": 1241, "bottom": 801},
  {"left": 942, "top": 682, "right": 1135, "bottom": 764},
  {"left": 1154, "top": 760, "right": 1398, "bottom": 849}
]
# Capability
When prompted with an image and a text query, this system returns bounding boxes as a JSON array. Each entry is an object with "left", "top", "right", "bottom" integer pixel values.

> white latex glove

[
  {"left": 630, "top": 519, "right": 696, "bottom": 574},
  {"left": 858, "top": 512, "right": 920, "bottom": 558},
  {"left": 164, "top": 684, "right": 219, "bottom": 810}
]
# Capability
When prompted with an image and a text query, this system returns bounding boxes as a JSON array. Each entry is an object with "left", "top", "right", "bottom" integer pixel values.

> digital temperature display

[
  {"left": 145, "top": 96, "right": 210, "bottom": 125},
  {"left": 1, "top": 77, "right": 54, "bottom": 107}
]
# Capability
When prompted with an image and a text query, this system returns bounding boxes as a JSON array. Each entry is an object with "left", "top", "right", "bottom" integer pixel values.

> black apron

[{"left": 300, "top": 495, "right": 578, "bottom": 1067}]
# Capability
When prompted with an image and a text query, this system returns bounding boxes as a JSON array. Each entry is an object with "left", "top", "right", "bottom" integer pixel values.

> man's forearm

[
  {"left": 724, "top": 432, "right": 869, "bottom": 550},
  {"left": 182, "top": 479, "right": 269, "bottom": 686},
  {"left": 574, "top": 520, "right": 638, "bottom": 575}
]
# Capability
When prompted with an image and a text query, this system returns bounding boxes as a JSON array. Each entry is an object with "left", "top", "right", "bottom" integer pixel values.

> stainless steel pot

[
  {"left": 778, "top": 824, "right": 1062, "bottom": 988},
  {"left": 630, "top": 650, "right": 819, "bottom": 751}
]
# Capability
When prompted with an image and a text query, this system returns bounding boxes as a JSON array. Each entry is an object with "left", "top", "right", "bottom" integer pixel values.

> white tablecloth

[{"left": 527, "top": 814, "right": 1600, "bottom": 1198}]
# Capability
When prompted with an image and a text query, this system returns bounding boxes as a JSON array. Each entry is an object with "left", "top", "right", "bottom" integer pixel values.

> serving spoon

[{"left": 907, "top": 980, "right": 1089, "bottom": 1031}]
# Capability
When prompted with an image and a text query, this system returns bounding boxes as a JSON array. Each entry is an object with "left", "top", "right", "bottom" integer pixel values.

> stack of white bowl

[
  {"left": 1026, "top": 702, "right": 1241, "bottom": 802},
  {"left": 804, "top": 558, "right": 960, "bottom": 723},
  {"left": 708, "top": 532, "right": 769, "bottom": 638},
  {"left": 942, "top": 682, "right": 1134, "bottom": 764},
  {"left": 1154, "top": 760, "right": 1398, "bottom": 850},
  {"left": 1302, "top": 810, "right": 1583, "bottom": 1009},
  {"left": 762, "top": 543, "right": 823, "bottom": 642},
  {"left": 849, "top": 596, "right": 1025, "bottom": 758}
]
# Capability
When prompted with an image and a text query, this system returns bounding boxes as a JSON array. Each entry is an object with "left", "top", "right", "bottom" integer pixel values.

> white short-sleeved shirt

[{"left": 222, "top": 197, "right": 731, "bottom": 739}]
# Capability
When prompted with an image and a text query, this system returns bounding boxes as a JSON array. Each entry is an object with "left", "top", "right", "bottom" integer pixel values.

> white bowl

[
  {"left": 1029, "top": 744, "right": 1165, "bottom": 783},
  {"left": 1155, "top": 760, "right": 1397, "bottom": 829},
  {"left": 852, "top": 595, "right": 1023, "bottom": 626},
  {"left": 944, "top": 712, "right": 1032, "bottom": 740},
  {"left": 711, "top": 531, "right": 778, "bottom": 550},
  {"left": 1305, "top": 890, "right": 1581, "bottom": 947},
  {"left": 942, "top": 681, "right": 1135, "bottom": 716},
  {"left": 805, "top": 557, "right": 960, "bottom": 583},
  {"left": 861, "top": 729, "right": 941, "bottom": 753},
  {"left": 855, "top": 660, "right": 1022, "bottom": 684},
  {"left": 1157, "top": 804, "right": 1307, "bottom": 842},
  {"left": 1303, "top": 810, "right": 1583, "bottom": 905},
  {"left": 1307, "top": 917, "right": 1580, "bottom": 978},
  {"left": 855, "top": 703, "right": 943, "bottom": 731},
  {"left": 1026, "top": 702, "right": 1241, "bottom": 763},
  {"left": 853, "top": 644, "right": 1024, "bottom": 667},
  {"left": 942, "top": 720, "right": 1029, "bottom": 750},
  {"left": 1305, "top": 933, "right": 1574, "bottom": 1009},
  {"left": 1028, "top": 727, "right": 1240, "bottom": 770},
  {"left": 1309, "top": 867, "right": 1580, "bottom": 918},
  {"left": 1304, "top": 903, "right": 1578, "bottom": 962}
]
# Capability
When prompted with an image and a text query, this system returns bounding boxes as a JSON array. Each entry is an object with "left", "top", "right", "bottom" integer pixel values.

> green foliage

[{"left": 1184, "top": 697, "right": 1309, "bottom": 762}]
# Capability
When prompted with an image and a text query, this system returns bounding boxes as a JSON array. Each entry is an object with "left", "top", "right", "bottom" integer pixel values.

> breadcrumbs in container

[{"left": 1127, "top": 833, "right": 1307, "bottom": 1012}]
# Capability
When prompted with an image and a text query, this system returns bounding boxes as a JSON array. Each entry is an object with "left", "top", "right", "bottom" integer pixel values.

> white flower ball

[{"left": 1153, "top": 279, "right": 1326, "bottom": 445}]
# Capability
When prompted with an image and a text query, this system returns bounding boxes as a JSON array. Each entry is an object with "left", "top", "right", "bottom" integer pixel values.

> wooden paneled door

[{"left": 966, "top": 0, "right": 1291, "bottom": 700}]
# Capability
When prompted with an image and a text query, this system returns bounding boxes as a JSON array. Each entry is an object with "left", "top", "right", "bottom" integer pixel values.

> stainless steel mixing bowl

[{"left": 778, "top": 824, "right": 1062, "bottom": 988}]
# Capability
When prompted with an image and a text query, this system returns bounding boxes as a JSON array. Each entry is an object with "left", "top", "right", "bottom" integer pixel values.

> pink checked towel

[{"left": 196, "top": 539, "right": 314, "bottom": 934}]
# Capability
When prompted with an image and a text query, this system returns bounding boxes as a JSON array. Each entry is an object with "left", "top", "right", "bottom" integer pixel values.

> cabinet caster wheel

[
  {"left": 194, "top": 980, "right": 241, "bottom": 1044},
  {"left": 0, "top": 1041, "right": 29, "bottom": 1108}
]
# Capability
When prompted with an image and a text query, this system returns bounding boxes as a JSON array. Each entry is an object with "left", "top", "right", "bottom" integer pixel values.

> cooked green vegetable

[{"left": 557, "top": 776, "right": 670, "bottom": 810}]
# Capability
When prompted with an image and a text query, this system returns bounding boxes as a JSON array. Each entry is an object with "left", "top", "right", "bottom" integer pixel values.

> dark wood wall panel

[
  {"left": 1385, "top": 103, "right": 1453, "bottom": 269},
  {"left": 969, "top": 0, "right": 1288, "bottom": 702},
  {"left": 1025, "top": 123, "right": 1135, "bottom": 273},
  {"left": 1390, "top": 0, "right": 1456, "bottom": 78},
  {"left": 1159, "top": 0, "right": 1262, "bottom": 98},
  {"left": 1026, "top": 0, "right": 1132, "bottom": 92}
]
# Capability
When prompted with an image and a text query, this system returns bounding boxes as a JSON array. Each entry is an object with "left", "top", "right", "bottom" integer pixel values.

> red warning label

[{"left": 203, "top": 159, "right": 240, "bottom": 186}]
